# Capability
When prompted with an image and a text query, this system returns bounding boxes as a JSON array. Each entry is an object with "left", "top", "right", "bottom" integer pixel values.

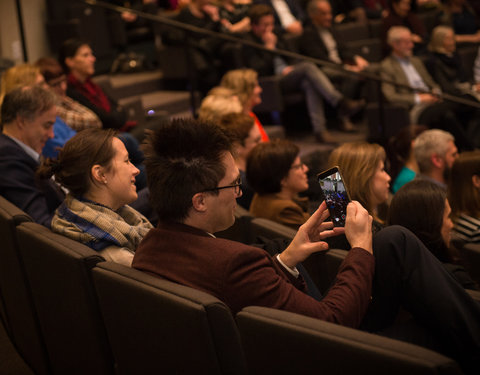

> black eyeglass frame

[{"left": 201, "top": 178, "right": 242, "bottom": 195}]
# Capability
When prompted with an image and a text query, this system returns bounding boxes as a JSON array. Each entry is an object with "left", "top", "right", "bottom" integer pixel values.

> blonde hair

[
  {"left": 328, "top": 142, "right": 386, "bottom": 220},
  {"left": 0, "top": 64, "right": 42, "bottom": 120},
  {"left": 198, "top": 87, "right": 242, "bottom": 123},
  {"left": 428, "top": 25, "right": 454, "bottom": 54},
  {"left": 220, "top": 69, "right": 258, "bottom": 109}
]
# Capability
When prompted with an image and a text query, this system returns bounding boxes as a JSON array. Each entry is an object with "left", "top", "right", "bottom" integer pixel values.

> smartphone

[{"left": 317, "top": 166, "right": 351, "bottom": 227}]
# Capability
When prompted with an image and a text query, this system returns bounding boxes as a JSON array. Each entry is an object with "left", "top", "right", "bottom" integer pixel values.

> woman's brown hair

[{"left": 37, "top": 128, "right": 117, "bottom": 197}]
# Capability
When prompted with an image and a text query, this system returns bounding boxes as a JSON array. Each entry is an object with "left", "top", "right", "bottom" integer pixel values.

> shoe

[
  {"left": 315, "top": 131, "right": 338, "bottom": 145},
  {"left": 337, "top": 98, "right": 365, "bottom": 118},
  {"left": 339, "top": 117, "right": 358, "bottom": 133}
]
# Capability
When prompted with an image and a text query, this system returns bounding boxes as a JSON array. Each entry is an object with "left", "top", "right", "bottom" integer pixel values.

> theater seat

[
  {"left": 91, "top": 262, "right": 247, "bottom": 375},
  {"left": 0, "top": 197, "right": 50, "bottom": 374},
  {"left": 236, "top": 306, "right": 463, "bottom": 375},
  {"left": 15, "top": 222, "right": 113, "bottom": 375}
]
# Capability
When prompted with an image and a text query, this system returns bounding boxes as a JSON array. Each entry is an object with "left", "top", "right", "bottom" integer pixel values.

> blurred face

[
  {"left": 66, "top": 44, "right": 96, "bottom": 80},
  {"left": 103, "top": 137, "right": 140, "bottom": 210},
  {"left": 443, "top": 140, "right": 459, "bottom": 170},
  {"left": 441, "top": 199, "right": 454, "bottom": 247},
  {"left": 20, "top": 106, "right": 56, "bottom": 153},
  {"left": 393, "top": 0, "right": 411, "bottom": 17},
  {"left": 251, "top": 14, "right": 274, "bottom": 38},
  {"left": 239, "top": 125, "right": 261, "bottom": 158},
  {"left": 47, "top": 75, "right": 68, "bottom": 98},
  {"left": 249, "top": 81, "right": 262, "bottom": 109},
  {"left": 392, "top": 30, "right": 414, "bottom": 58},
  {"left": 205, "top": 151, "right": 242, "bottom": 232},
  {"left": 282, "top": 156, "right": 309, "bottom": 195},
  {"left": 370, "top": 160, "right": 391, "bottom": 208},
  {"left": 442, "top": 30, "right": 456, "bottom": 54},
  {"left": 312, "top": 1, "right": 332, "bottom": 28}
]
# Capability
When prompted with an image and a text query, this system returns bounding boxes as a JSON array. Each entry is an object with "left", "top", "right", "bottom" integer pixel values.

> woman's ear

[
  {"left": 191, "top": 192, "right": 208, "bottom": 213},
  {"left": 91, "top": 164, "right": 107, "bottom": 185},
  {"left": 65, "top": 57, "right": 74, "bottom": 70},
  {"left": 472, "top": 174, "right": 480, "bottom": 189}
]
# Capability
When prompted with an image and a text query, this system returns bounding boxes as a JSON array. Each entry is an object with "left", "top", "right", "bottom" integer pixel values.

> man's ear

[
  {"left": 16, "top": 115, "right": 26, "bottom": 129},
  {"left": 91, "top": 164, "right": 106, "bottom": 185},
  {"left": 472, "top": 174, "right": 480, "bottom": 189},
  {"left": 431, "top": 153, "right": 443, "bottom": 169},
  {"left": 191, "top": 192, "right": 208, "bottom": 213}
]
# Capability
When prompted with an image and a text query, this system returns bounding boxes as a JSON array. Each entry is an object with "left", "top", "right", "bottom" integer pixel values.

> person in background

[
  {"left": 35, "top": 57, "right": 102, "bottom": 131},
  {"left": 37, "top": 128, "right": 152, "bottom": 266},
  {"left": 448, "top": 150, "right": 480, "bottom": 244},
  {"left": 413, "top": 129, "right": 459, "bottom": 189},
  {"left": 247, "top": 139, "right": 310, "bottom": 229},
  {"left": 387, "top": 124, "right": 427, "bottom": 193},
  {"left": 0, "top": 63, "right": 76, "bottom": 159},
  {"left": 388, "top": 179, "right": 478, "bottom": 290},
  {"left": 437, "top": 0, "right": 480, "bottom": 44},
  {"left": 0, "top": 86, "right": 63, "bottom": 227},
  {"left": 220, "top": 68, "right": 269, "bottom": 141},
  {"left": 218, "top": 112, "right": 261, "bottom": 209},
  {"left": 219, "top": 0, "right": 251, "bottom": 33},
  {"left": 197, "top": 86, "right": 243, "bottom": 123}
]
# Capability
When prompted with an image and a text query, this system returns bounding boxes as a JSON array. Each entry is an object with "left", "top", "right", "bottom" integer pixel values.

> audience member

[
  {"left": 247, "top": 139, "right": 310, "bottom": 228},
  {"left": 380, "top": 26, "right": 473, "bottom": 150},
  {"left": 387, "top": 124, "right": 427, "bottom": 193},
  {"left": 328, "top": 142, "right": 390, "bottom": 227},
  {"left": 255, "top": 0, "right": 305, "bottom": 34},
  {"left": 449, "top": 150, "right": 480, "bottom": 244},
  {"left": 413, "top": 129, "right": 459, "bottom": 188},
  {"left": 132, "top": 118, "right": 480, "bottom": 373},
  {"left": 59, "top": 38, "right": 144, "bottom": 138},
  {"left": 0, "top": 86, "right": 64, "bottom": 227},
  {"left": 0, "top": 63, "right": 76, "bottom": 159},
  {"left": 218, "top": 112, "right": 261, "bottom": 209},
  {"left": 388, "top": 179, "right": 478, "bottom": 290},
  {"left": 300, "top": 0, "right": 370, "bottom": 131},
  {"left": 37, "top": 128, "right": 152, "bottom": 265},
  {"left": 219, "top": 68, "right": 269, "bottom": 141},
  {"left": 35, "top": 57, "right": 102, "bottom": 131},
  {"left": 381, "top": 0, "right": 427, "bottom": 56},
  {"left": 242, "top": 4, "right": 364, "bottom": 143},
  {"left": 219, "top": 0, "right": 251, "bottom": 33},
  {"left": 437, "top": 0, "right": 480, "bottom": 44},
  {"left": 197, "top": 86, "right": 243, "bottom": 122}
]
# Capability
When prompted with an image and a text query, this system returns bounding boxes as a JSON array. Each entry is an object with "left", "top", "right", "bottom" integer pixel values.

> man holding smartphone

[{"left": 133, "top": 118, "right": 480, "bottom": 373}]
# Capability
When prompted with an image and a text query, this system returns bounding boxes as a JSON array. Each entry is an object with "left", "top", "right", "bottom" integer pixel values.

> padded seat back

[
  {"left": 459, "top": 242, "right": 480, "bottom": 285},
  {"left": 15, "top": 222, "right": 113, "bottom": 375},
  {"left": 0, "top": 197, "right": 50, "bottom": 374},
  {"left": 237, "top": 306, "right": 463, "bottom": 375},
  {"left": 333, "top": 22, "right": 370, "bottom": 43},
  {"left": 92, "top": 262, "right": 247, "bottom": 375}
]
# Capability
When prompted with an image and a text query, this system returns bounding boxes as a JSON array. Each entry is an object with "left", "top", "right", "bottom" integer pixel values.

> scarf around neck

[{"left": 51, "top": 195, "right": 153, "bottom": 252}]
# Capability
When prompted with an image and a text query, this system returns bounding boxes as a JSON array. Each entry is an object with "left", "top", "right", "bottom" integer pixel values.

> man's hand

[
  {"left": 418, "top": 93, "right": 439, "bottom": 103},
  {"left": 344, "top": 201, "right": 372, "bottom": 254},
  {"left": 285, "top": 21, "right": 303, "bottom": 35},
  {"left": 263, "top": 31, "right": 277, "bottom": 49},
  {"left": 278, "top": 201, "right": 343, "bottom": 269}
]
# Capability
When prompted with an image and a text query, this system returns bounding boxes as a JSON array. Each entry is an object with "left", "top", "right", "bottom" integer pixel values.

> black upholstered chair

[
  {"left": 91, "top": 262, "right": 247, "bottom": 375},
  {"left": 236, "top": 306, "right": 463, "bottom": 375},
  {"left": 15, "top": 222, "right": 114, "bottom": 375},
  {"left": 459, "top": 242, "right": 480, "bottom": 286},
  {"left": 0, "top": 197, "right": 50, "bottom": 374}
]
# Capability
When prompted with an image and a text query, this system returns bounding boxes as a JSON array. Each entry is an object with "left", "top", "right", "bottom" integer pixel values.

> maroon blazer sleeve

[{"left": 223, "top": 246, "right": 374, "bottom": 328}]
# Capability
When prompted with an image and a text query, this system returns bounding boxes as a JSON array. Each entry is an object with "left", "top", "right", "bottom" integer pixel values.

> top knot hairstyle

[{"left": 143, "top": 118, "right": 233, "bottom": 223}]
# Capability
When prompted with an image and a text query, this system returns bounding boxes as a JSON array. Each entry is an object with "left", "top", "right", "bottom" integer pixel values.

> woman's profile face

[
  {"left": 248, "top": 80, "right": 262, "bottom": 109},
  {"left": 441, "top": 199, "right": 454, "bottom": 247},
  {"left": 369, "top": 160, "right": 391, "bottom": 208},
  {"left": 442, "top": 30, "right": 456, "bottom": 54},
  {"left": 102, "top": 137, "right": 140, "bottom": 209},
  {"left": 282, "top": 156, "right": 309, "bottom": 194}
]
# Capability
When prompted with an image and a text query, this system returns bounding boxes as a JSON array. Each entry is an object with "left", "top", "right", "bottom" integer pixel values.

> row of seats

[{"left": 0, "top": 196, "right": 470, "bottom": 374}]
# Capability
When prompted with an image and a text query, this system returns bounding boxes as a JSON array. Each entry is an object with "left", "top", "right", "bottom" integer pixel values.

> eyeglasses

[{"left": 202, "top": 177, "right": 242, "bottom": 195}]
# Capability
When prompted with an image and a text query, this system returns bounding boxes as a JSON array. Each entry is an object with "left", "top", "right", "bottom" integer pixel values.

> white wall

[{"left": 0, "top": 0, "right": 50, "bottom": 64}]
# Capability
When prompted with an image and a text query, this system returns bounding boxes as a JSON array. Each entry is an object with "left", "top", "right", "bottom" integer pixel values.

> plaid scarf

[
  {"left": 67, "top": 73, "right": 111, "bottom": 112},
  {"left": 52, "top": 195, "right": 153, "bottom": 252}
]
